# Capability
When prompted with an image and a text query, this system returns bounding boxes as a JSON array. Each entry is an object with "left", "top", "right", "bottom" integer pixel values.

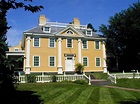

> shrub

[
  {"left": 75, "top": 63, "right": 84, "bottom": 74},
  {"left": 26, "top": 74, "right": 36, "bottom": 83},
  {"left": 52, "top": 75, "right": 57, "bottom": 82},
  {"left": 73, "top": 79, "right": 87, "bottom": 85}
]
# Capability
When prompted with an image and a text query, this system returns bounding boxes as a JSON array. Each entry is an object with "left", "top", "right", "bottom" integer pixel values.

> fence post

[
  {"left": 88, "top": 75, "right": 91, "bottom": 85},
  {"left": 114, "top": 74, "right": 116, "bottom": 84},
  {"left": 42, "top": 72, "right": 44, "bottom": 83}
]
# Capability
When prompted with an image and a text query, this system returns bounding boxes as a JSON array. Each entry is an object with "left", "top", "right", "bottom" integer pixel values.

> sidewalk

[{"left": 104, "top": 86, "right": 140, "bottom": 92}]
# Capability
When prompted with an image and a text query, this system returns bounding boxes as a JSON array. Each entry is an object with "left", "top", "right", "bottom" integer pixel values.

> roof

[{"left": 24, "top": 22, "right": 105, "bottom": 39}]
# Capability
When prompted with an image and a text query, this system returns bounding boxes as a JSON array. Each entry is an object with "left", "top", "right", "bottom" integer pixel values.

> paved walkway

[{"left": 104, "top": 86, "right": 140, "bottom": 92}]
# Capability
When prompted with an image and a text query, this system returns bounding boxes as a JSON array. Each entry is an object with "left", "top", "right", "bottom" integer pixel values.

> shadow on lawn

[
  {"left": 119, "top": 99, "right": 140, "bottom": 104},
  {"left": 0, "top": 90, "right": 43, "bottom": 104}
]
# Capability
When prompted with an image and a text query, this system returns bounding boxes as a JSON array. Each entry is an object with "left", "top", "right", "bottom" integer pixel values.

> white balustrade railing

[
  {"left": 108, "top": 72, "right": 116, "bottom": 84},
  {"left": 16, "top": 74, "right": 91, "bottom": 84}
]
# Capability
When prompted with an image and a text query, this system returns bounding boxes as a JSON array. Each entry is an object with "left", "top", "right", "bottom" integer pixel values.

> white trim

[
  {"left": 94, "top": 41, "right": 100, "bottom": 50},
  {"left": 82, "top": 57, "right": 89, "bottom": 67},
  {"left": 48, "top": 38, "right": 56, "bottom": 48},
  {"left": 33, "top": 56, "right": 40, "bottom": 67},
  {"left": 82, "top": 40, "right": 88, "bottom": 49},
  {"left": 26, "top": 36, "right": 31, "bottom": 67},
  {"left": 66, "top": 38, "right": 73, "bottom": 48},
  {"left": 58, "top": 38, "right": 62, "bottom": 67},
  {"left": 33, "top": 37, "right": 40, "bottom": 47},
  {"left": 6, "top": 51, "right": 25, "bottom": 56},
  {"left": 78, "top": 39, "right": 82, "bottom": 63},
  {"left": 48, "top": 56, "right": 56, "bottom": 67},
  {"left": 95, "top": 57, "right": 101, "bottom": 67}
]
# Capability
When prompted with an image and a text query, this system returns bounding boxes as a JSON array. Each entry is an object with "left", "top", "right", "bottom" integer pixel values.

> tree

[
  {"left": 87, "top": 23, "right": 97, "bottom": 32},
  {"left": 0, "top": 0, "right": 43, "bottom": 93},
  {"left": 99, "top": 1, "right": 140, "bottom": 72}
]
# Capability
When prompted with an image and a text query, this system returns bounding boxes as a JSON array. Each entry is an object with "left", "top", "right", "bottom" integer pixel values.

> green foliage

[
  {"left": 87, "top": 23, "right": 97, "bottom": 32},
  {"left": 26, "top": 74, "right": 36, "bottom": 83},
  {"left": 73, "top": 79, "right": 88, "bottom": 85},
  {"left": 52, "top": 75, "right": 57, "bottom": 82},
  {"left": 99, "top": 1, "right": 140, "bottom": 71},
  {"left": 75, "top": 63, "right": 84, "bottom": 74},
  {"left": 0, "top": 0, "right": 43, "bottom": 92}
]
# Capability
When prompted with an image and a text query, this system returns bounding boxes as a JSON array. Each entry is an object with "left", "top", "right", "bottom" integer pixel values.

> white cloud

[{"left": 6, "top": 28, "right": 23, "bottom": 46}]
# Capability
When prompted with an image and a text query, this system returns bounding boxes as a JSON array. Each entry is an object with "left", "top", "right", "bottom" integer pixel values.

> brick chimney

[
  {"left": 73, "top": 18, "right": 80, "bottom": 29},
  {"left": 39, "top": 15, "right": 47, "bottom": 26}
]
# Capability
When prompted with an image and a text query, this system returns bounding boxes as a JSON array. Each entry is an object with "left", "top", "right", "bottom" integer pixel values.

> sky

[{"left": 6, "top": 0, "right": 138, "bottom": 46}]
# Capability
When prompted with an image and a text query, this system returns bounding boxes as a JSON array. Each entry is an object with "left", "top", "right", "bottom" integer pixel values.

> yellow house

[{"left": 6, "top": 15, "right": 107, "bottom": 74}]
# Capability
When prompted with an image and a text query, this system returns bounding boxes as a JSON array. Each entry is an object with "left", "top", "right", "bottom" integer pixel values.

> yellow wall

[{"left": 26, "top": 36, "right": 104, "bottom": 73}]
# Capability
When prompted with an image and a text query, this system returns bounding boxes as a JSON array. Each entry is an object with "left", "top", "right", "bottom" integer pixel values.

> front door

[{"left": 65, "top": 57, "right": 74, "bottom": 71}]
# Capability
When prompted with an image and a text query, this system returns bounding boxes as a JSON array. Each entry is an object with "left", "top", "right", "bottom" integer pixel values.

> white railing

[
  {"left": 16, "top": 74, "right": 91, "bottom": 85},
  {"left": 108, "top": 72, "right": 116, "bottom": 84},
  {"left": 108, "top": 70, "right": 140, "bottom": 84}
]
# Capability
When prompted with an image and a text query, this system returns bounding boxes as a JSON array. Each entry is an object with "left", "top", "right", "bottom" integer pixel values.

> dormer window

[
  {"left": 86, "top": 29, "right": 92, "bottom": 36},
  {"left": 43, "top": 26, "right": 51, "bottom": 33}
]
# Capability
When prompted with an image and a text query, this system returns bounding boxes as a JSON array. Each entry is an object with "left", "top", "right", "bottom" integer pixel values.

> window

[
  {"left": 34, "top": 37, "right": 40, "bottom": 47},
  {"left": 83, "top": 57, "right": 88, "bottom": 66},
  {"left": 67, "top": 39, "right": 73, "bottom": 48},
  {"left": 86, "top": 30, "right": 92, "bottom": 36},
  {"left": 43, "top": 26, "right": 51, "bottom": 33},
  {"left": 14, "top": 48, "right": 19, "bottom": 52},
  {"left": 67, "top": 30, "right": 73, "bottom": 34},
  {"left": 49, "top": 56, "right": 55, "bottom": 66},
  {"left": 33, "top": 56, "right": 40, "bottom": 66},
  {"left": 82, "top": 40, "right": 88, "bottom": 49},
  {"left": 49, "top": 38, "right": 55, "bottom": 47},
  {"left": 95, "top": 41, "right": 100, "bottom": 49},
  {"left": 96, "top": 58, "right": 101, "bottom": 67}
]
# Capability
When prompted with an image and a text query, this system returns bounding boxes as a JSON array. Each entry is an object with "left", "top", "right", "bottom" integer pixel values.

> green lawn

[{"left": 4, "top": 82, "right": 140, "bottom": 104}]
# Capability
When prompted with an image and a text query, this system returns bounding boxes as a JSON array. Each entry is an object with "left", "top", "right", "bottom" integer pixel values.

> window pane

[
  {"left": 83, "top": 57, "right": 88, "bottom": 66},
  {"left": 87, "top": 30, "right": 92, "bottom": 36},
  {"left": 96, "top": 58, "right": 100, "bottom": 66},
  {"left": 95, "top": 41, "right": 99, "bottom": 49},
  {"left": 34, "top": 56, "right": 39, "bottom": 66},
  {"left": 83, "top": 40, "right": 87, "bottom": 49},
  {"left": 67, "top": 39, "right": 72, "bottom": 48},
  {"left": 50, "top": 38, "right": 55, "bottom": 47},
  {"left": 34, "top": 37, "right": 39, "bottom": 47},
  {"left": 44, "top": 27, "right": 50, "bottom": 32},
  {"left": 50, "top": 57, "right": 55, "bottom": 66}
]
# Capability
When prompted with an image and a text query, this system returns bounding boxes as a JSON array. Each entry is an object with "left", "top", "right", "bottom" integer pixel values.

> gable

[{"left": 56, "top": 26, "right": 84, "bottom": 37}]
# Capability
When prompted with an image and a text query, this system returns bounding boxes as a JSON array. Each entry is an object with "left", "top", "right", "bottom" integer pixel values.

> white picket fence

[
  {"left": 108, "top": 70, "right": 140, "bottom": 84},
  {"left": 16, "top": 74, "right": 91, "bottom": 85}
]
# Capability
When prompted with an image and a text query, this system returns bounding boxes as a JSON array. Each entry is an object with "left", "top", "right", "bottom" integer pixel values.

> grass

[
  {"left": 2, "top": 82, "right": 140, "bottom": 104},
  {"left": 86, "top": 72, "right": 108, "bottom": 79},
  {"left": 113, "top": 78, "right": 140, "bottom": 89}
]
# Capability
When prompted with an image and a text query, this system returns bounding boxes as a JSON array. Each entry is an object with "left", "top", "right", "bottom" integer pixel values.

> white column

[
  {"left": 57, "top": 37, "right": 63, "bottom": 74},
  {"left": 25, "top": 36, "right": 31, "bottom": 74},
  {"left": 102, "top": 41, "right": 107, "bottom": 73},
  {"left": 78, "top": 39, "right": 82, "bottom": 63}
]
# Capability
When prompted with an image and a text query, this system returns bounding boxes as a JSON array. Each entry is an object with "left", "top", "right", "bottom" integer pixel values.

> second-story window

[
  {"left": 49, "top": 38, "right": 55, "bottom": 47},
  {"left": 67, "top": 39, "right": 73, "bottom": 48},
  {"left": 34, "top": 37, "right": 40, "bottom": 47},
  {"left": 95, "top": 41, "right": 100, "bottom": 49},
  {"left": 82, "top": 40, "right": 88, "bottom": 49}
]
